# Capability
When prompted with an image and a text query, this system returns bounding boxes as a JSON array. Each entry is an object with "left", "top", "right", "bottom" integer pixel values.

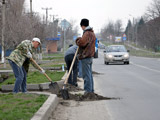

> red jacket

[{"left": 76, "top": 27, "right": 96, "bottom": 60}]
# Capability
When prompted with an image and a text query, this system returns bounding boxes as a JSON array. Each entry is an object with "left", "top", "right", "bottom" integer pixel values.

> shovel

[
  {"left": 61, "top": 47, "right": 79, "bottom": 100},
  {"left": 30, "top": 58, "right": 59, "bottom": 94}
]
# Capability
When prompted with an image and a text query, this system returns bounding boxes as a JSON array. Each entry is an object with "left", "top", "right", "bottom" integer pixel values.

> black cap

[{"left": 80, "top": 18, "right": 89, "bottom": 27}]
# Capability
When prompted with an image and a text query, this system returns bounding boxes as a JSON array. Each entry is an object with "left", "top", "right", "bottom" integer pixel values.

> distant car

[
  {"left": 104, "top": 45, "right": 129, "bottom": 65},
  {"left": 99, "top": 44, "right": 105, "bottom": 49}
]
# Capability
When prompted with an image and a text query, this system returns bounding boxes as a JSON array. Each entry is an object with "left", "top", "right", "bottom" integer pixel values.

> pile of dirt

[
  {"left": 58, "top": 91, "right": 119, "bottom": 101},
  {"left": 69, "top": 92, "right": 119, "bottom": 101}
]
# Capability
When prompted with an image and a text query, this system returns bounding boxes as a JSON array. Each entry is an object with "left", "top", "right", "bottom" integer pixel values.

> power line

[{"left": 42, "top": 7, "right": 52, "bottom": 25}]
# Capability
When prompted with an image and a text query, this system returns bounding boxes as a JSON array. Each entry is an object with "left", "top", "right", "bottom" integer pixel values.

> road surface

[{"left": 93, "top": 49, "right": 160, "bottom": 120}]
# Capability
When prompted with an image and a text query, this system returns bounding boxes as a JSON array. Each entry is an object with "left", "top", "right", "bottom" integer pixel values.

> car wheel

[
  {"left": 124, "top": 61, "right": 129, "bottom": 65},
  {"left": 104, "top": 61, "right": 109, "bottom": 65}
]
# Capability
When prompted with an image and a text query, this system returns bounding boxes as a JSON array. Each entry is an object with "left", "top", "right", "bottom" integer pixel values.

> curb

[
  {"left": 1, "top": 72, "right": 67, "bottom": 92},
  {"left": 30, "top": 92, "right": 59, "bottom": 120}
]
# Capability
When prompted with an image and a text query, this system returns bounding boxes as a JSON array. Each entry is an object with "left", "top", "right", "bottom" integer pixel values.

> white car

[{"left": 104, "top": 45, "right": 129, "bottom": 65}]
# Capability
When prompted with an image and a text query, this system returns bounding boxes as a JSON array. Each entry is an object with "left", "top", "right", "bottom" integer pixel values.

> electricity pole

[
  {"left": 42, "top": 7, "right": 52, "bottom": 25},
  {"left": 30, "top": 0, "right": 32, "bottom": 17},
  {"left": 1, "top": 0, "right": 6, "bottom": 68}
]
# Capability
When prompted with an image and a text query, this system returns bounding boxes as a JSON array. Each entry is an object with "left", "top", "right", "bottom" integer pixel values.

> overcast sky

[{"left": 25, "top": 0, "right": 152, "bottom": 33}]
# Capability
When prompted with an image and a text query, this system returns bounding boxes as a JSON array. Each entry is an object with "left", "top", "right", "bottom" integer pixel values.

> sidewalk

[{"left": 49, "top": 78, "right": 110, "bottom": 120}]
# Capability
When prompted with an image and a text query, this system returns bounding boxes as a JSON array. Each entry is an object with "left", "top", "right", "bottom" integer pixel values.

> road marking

[{"left": 131, "top": 62, "right": 160, "bottom": 73}]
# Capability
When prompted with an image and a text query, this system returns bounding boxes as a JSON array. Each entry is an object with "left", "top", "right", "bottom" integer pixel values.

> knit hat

[{"left": 80, "top": 19, "right": 89, "bottom": 27}]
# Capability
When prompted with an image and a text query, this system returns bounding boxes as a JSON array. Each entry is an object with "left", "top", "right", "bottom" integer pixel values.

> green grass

[
  {"left": 0, "top": 93, "right": 48, "bottom": 120},
  {"left": 39, "top": 63, "right": 66, "bottom": 68},
  {"left": 0, "top": 71, "right": 65, "bottom": 88},
  {"left": 129, "top": 49, "right": 160, "bottom": 58},
  {"left": 43, "top": 56, "right": 64, "bottom": 60},
  {"left": 42, "top": 52, "right": 64, "bottom": 60},
  {"left": 43, "top": 53, "right": 64, "bottom": 57}
]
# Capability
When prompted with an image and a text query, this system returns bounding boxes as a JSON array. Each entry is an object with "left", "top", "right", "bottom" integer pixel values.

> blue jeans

[
  {"left": 81, "top": 58, "right": 94, "bottom": 92},
  {"left": 78, "top": 60, "right": 82, "bottom": 78},
  {"left": 8, "top": 60, "right": 27, "bottom": 93},
  {"left": 65, "top": 54, "right": 78, "bottom": 86}
]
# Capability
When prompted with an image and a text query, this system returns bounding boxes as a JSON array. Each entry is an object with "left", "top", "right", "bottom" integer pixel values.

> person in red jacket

[{"left": 76, "top": 18, "right": 96, "bottom": 94}]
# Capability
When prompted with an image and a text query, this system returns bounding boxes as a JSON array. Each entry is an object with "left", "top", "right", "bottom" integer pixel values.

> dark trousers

[{"left": 65, "top": 54, "right": 78, "bottom": 86}]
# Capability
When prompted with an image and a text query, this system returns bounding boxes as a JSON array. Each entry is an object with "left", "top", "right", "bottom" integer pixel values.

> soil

[
  {"left": 68, "top": 92, "right": 118, "bottom": 101},
  {"left": 92, "top": 71, "right": 101, "bottom": 75},
  {"left": 66, "top": 84, "right": 83, "bottom": 92},
  {"left": 57, "top": 84, "right": 119, "bottom": 101}
]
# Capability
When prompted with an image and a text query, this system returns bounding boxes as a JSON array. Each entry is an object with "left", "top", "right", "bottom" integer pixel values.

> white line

[{"left": 131, "top": 62, "right": 160, "bottom": 73}]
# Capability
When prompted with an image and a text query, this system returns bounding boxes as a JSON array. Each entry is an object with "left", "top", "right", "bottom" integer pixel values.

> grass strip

[
  {"left": 0, "top": 71, "right": 65, "bottom": 88},
  {"left": 0, "top": 93, "right": 48, "bottom": 120}
]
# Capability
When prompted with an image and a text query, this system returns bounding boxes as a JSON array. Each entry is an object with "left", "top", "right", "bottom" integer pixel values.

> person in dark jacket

[
  {"left": 64, "top": 45, "right": 78, "bottom": 86},
  {"left": 76, "top": 18, "right": 96, "bottom": 94}
]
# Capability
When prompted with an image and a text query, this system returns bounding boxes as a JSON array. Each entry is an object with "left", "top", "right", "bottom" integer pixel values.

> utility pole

[
  {"left": 1, "top": 0, "right": 6, "bottom": 68},
  {"left": 30, "top": 0, "right": 32, "bottom": 17},
  {"left": 50, "top": 15, "right": 55, "bottom": 22},
  {"left": 42, "top": 7, "right": 52, "bottom": 25}
]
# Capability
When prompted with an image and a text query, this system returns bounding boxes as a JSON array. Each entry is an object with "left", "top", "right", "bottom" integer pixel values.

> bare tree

[
  {"left": 101, "top": 20, "right": 124, "bottom": 43},
  {"left": 0, "top": 0, "right": 78, "bottom": 54},
  {"left": 114, "top": 19, "right": 123, "bottom": 36},
  {"left": 144, "top": 0, "right": 160, "bottom": 21},
  {"left": 138, "top": 17, "right": 160, "bottom": 51}
]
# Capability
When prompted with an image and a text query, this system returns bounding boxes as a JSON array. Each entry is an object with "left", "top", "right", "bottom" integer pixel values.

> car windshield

[{"left": 107, "top": 46, "right": 127, "bottom": 52}]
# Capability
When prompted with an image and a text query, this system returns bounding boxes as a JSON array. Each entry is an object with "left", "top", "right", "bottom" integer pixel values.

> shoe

[
  {"left": 84, "top": 91, "right": 94, "bottom": 96},
  {"left": 74, "top": 83, "right": 78, "bottom": 87},
  {"left": 84, "top": 91, "right": 90, "bottom": 96}
]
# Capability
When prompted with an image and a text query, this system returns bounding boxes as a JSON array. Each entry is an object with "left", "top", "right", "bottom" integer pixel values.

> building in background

[{"left": 46, "top": 37, "right": 60, "bottom": 53}]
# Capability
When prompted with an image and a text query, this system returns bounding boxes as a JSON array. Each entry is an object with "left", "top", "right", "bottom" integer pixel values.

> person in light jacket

[{"left": 7, "top": 38, "right": 45, "bottom": 93}]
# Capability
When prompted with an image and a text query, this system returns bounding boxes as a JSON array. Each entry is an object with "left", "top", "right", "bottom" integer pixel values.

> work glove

[
  {"left": 40, "top": 69, "right": 45, "bottom": 74},
  {"left": 27, "top": 52, "right": 32, "bottom": 58}
]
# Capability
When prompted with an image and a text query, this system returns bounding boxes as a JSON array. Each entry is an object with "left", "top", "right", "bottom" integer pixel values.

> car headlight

[
  {"left": 107, "top": 54, "right": 113, "bottom": 58},
  {"left": 123, "top": 54, "right": 129, "bottom": 58}
]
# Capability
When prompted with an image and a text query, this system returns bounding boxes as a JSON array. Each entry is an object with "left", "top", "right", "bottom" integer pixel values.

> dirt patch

[
  {"left": 66, "top": 84, "right": 83, "bottom": 92},
  {"left": 69, "top": 92, "right": 119, "bottom": 101},
  {"left": 59, "top": 101, "right": 70, "bottom": 107},
  {"left": 92, "top": 71, "right": 101, "bottom": 75},
  {"left": 57, "top": 91, "right": 119, "bottom": 101}
]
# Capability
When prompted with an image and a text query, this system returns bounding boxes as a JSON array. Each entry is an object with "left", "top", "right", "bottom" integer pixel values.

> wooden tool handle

[
  {"left": 30, "top": 58, "right": 52, "bottom": 82},
  {"left": 64, "top": 47, "right": 79, "bottom": 85}
]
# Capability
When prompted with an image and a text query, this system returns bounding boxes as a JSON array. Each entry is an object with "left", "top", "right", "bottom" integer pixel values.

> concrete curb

[
  {"left": 30, "top": 92, "right": 59, "bottom": 120},
  {"left": 1, "top": 72, "right": 67, "bottom": 92}
]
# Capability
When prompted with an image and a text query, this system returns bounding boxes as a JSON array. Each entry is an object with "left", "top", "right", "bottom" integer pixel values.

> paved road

[{"left": 93, "top": 49, "right": 160, "bottom": 120}]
